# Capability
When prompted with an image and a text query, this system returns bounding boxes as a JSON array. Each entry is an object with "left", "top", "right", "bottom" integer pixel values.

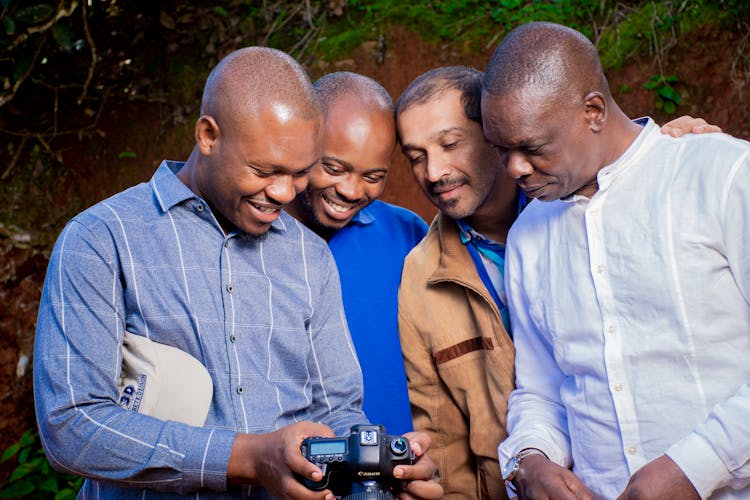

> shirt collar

[
  {"left": 455, "top": 218, "right": 505, "bottom": 249},
  {"left": 150, "top": 160, "right": 288, "bottom": 232},
  {"left": 347, "top": 202, "right": 376, "bottom": 226}
]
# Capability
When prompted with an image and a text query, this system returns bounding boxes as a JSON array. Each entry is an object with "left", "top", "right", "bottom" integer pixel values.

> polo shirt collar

[{"left": 347, "top": 203, "right": 376, "bottom": 226}]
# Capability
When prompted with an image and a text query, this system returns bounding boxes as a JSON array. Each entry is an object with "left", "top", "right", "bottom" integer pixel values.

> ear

[
  {"left": 195, "top": 115, "right": 220, "bottom": 155},
  {"left": 583, "top": 91, "right": 606, "bottom": 133}
]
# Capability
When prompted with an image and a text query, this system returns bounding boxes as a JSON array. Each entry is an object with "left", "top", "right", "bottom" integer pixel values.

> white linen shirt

[{"left": 499, "top": 119, "right": 750, "bottom": 499}]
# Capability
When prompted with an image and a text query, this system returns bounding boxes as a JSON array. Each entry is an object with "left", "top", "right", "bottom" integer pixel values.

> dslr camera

[{"left": 300, "top": 424, "right": 414, "bottom": 499}]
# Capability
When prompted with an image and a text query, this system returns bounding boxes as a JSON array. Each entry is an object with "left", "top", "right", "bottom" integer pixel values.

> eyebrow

[
  {"left": 256, "top": 158, "right": 320, "bottom": 174},
  {"left": 321, "top": 155, "right": 388, "bottom": 174},
  {"left": 401, "top": 126, "right": 467, "bottom": 152}
]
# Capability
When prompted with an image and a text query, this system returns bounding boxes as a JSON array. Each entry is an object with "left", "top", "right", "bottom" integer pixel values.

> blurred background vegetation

[{"left": 1, "top": 0, "right": 749, "bottom": 497}]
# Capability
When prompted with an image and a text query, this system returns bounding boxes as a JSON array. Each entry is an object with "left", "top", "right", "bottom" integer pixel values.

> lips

[
  {"left": 247, "top": 199, "right": 281, "bottom": 224},
  {"left": 320, "top": 192, "right": 363, "bottom": 222},
  {"left": 520, "top": 183, "right": 547, "bottom": 198}
]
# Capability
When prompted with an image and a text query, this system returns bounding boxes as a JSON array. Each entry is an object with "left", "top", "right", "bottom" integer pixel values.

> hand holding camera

[{"left": 300, "top": 424, "right": 414, "bottom": 499}]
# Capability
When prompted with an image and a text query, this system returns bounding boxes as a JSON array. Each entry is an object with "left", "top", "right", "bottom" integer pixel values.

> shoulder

[
  {"left": 277, "top": 211, "right": 330, "bottom": 251},
  {"left": 659, "top": 131, "right": 750, "bottom": 173},
  {"left": 402, "top": 213, "right": 442, "bottom": 275},
  {"left": 508, "top": 199, "right": 567, "bottom": 248},
  {"left": 367, "top": 201, "right": 428, "bottom": 229}
]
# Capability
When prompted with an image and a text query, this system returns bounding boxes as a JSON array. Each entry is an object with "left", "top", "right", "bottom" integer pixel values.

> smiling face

[
  {"left": 193, "top": 106, "right": 322, "bottom": 235},
  {"left": 481, "top": 89, "right": 601, "bottom": 201},
  {"left": 301, "top": 94, "right": 394, "bottom": 230},
  {"left": 397, "top": 89, "right": 507, "bottom": 220}
]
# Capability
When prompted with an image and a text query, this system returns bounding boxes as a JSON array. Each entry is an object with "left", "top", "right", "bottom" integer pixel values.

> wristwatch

[{"left": 501, "top": 448, "right": 548, "bottom": 487}]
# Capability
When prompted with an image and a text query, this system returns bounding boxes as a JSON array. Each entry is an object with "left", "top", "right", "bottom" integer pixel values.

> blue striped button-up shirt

[{"left": 33, "top": 161, "right": 367, "bottom": 498}]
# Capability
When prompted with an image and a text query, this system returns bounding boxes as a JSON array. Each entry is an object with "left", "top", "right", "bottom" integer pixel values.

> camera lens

[{"left": 389, "top": 437, "right": 409, "bottom": 456}]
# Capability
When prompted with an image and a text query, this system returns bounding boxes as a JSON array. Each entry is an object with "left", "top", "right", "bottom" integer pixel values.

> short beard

[{"left": 238, "top": 231, "right": 268, "bottom": 242}]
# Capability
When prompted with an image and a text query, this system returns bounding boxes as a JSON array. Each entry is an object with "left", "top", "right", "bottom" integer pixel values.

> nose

[
  {"left": 266, "top": 174, "right": 297, "bottom": 205},
  {"left": 424, "top": 155, "right": 450, "bottom": 183},
  {"left": 506, "top": 150, "right": 534, "bottom": 179},
  {"left": 336, "top": 173, "right": 365, "bottom": 202}
]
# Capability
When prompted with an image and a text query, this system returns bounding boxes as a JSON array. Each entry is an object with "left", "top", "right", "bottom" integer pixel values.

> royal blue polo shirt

[{"left": 328, "top": 200, "right": 428, "bottom": 435}]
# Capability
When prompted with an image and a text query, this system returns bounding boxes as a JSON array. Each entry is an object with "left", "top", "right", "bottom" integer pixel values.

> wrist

[
  {"left": 502, "top": 447, "right": 549, "bottom": 491},
  {"left": 227, "top": 433, "right": 262, "bottom": 485}
]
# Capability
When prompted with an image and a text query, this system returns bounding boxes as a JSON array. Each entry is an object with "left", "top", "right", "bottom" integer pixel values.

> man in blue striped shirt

[{"left": 33, "top": 47, "right": 440, "bottom": 499}]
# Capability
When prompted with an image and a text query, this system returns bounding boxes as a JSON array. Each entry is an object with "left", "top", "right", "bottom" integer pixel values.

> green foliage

[
  {"left": 0, "top": 430, "right": 82, "bottom": 499},
  {"left": 644, "top": 74, "right": 682, "bottom": 114}
]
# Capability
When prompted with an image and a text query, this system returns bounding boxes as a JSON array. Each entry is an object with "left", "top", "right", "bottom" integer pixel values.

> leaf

[
  {"left": 39, "top": 477, "right": 59, "bottom": 492},
  {"left": 214, "top": 6, "right": 229, "bottom": 17},
  {"left": 0, "top": 480, "right": 36, "bottom": 498},
  {"left": 159, "top": 11, "right": 175, "bottom": 30},
  {"left": 665, "top": 75, "right": 680, "bottom": 83},
  {"left": 14, "top": 4, "right": 56, "bottom": 25},
  {"left": 117, "top": 150, "right": 136, "bottom": 160},
  {"left": 55, "top": 488, "right": 77, "bottom": 500},
  {"left": 17, "top": 446, "right": 29, "bottom": 464},
  {"left": 52, "top": 22, "right": 72, "bottom": 51},
  {"left": 7, "top": 463, "right": 33, "bottom": 482},
  {"left": 0, "top": 443, "right": 20, "bottom": 463},
  {"left": 643, "top": 80, "right": 660, "bottom": 90},
  {"left": 19, "top": 431, "right": 36, "bottom": 448},
  {"left": 664, "top": 100, "right": 676, "bottom": 114},
  {"left": 2, "top": 16, "right": 15, "bottom": 35},
  {"left": 658, "top": 86, "right": 680, "bottom": 102}
]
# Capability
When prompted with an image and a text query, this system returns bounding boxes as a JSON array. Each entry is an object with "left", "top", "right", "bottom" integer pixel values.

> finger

[
  {"left": 393, "top": 455, "right": 436, "bottom": 482},
  {"left": 398, "top": 479, "right": 445, "bottom": 500},
  {"left": 402, "top": 431, "right": 431, "bottom": 457},
  {"left": 695, "top": 124, "right": 722, "bottom": 133},
  {"left": 281, "top": 477, "right": 335, "bottom": 500},
  {"left": 562, "top": 470, "right": 595, "bottom": 500}
]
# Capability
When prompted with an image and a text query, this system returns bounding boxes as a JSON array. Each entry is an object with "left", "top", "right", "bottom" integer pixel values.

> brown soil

[{"left": 1, "top": 22, "right": 748, "bottom": 482}]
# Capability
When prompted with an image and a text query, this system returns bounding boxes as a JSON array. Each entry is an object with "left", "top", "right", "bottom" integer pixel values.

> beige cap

[{"left": 118, "top": 331, "right": 213, "bottom": 427}]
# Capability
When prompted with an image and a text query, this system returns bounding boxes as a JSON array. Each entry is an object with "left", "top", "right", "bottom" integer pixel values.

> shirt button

[
  {"left": 607, "top": 325, "right": 616, "bottom": 334},
  {"left": 596, "top": 265, "right": 605, "bottom": 274},
  {"left": 226, "top": 284, "right": 234, "bottom": 293},
  {"left": 627, "top": 446, "right": 637, "bottom": 455},
  {"left": 614, "top": 383, "right": 623, "bottom": 392},
  {"left": 230, "top": 335, "right": 237, "bottom": 343},
  {"left": 237, "top": 386, "right": 244, "bottom": 394}
]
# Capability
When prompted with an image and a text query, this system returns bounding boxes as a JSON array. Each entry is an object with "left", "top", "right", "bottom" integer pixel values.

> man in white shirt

[{"left": 480, "top": 21, "right": 750, "bottom": 500}]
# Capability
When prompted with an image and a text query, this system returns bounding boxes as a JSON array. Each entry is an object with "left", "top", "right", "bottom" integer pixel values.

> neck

[
  {"left": 463, "top": 188, "right": 519, "bottom": 243},
  {"left": 285, "top": 196, "right": 335, "bottom": 241}
]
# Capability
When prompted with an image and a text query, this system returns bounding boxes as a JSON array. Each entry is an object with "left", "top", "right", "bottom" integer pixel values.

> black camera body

[{"left": 300, "top": 424, "right": 414, "bottom": 498}]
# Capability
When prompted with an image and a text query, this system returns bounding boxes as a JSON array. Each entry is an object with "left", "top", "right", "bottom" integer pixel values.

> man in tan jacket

[{"left": 394, "top": 66, "right": 718, "bottom": 499}]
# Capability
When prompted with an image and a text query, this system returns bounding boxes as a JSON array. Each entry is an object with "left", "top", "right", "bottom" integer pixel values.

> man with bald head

[
  {"left": 287, "top": 72, "right": 428, "bottom": 435},
  {"left": 482, "top": 22, "right": 750, "bottom": 499},
  {"left": 34, "top": 48, "right": 438, "bottom": 499}
]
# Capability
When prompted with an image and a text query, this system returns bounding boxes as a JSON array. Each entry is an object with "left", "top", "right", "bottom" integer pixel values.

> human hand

[
  {"left": 513, "top": 454, "right": 595, "bottom": 500},
  {"left": 616, "top": 455, "right": 699, "bottom": 500},
  {"left": 660, "top": 115, "right": 722, "bottom": 137},
  {"left": 227, "top": 421, "right": 336, "bottom": 500},
  {"left": 393, "top": 431, "right": 443, "bottom": 500}
]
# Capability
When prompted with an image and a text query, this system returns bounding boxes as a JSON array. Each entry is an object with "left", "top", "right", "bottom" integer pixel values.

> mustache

[{"left": 428, "top": 176, "right": 468, "bottom": 194}]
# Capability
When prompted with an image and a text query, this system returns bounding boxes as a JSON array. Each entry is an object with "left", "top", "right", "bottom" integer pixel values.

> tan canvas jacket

[{"left": 398, "top": 212, "right": 516, "bottom": 499}]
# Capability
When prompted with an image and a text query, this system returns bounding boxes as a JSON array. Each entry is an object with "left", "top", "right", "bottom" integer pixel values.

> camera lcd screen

[{"left": 309, "top": 440, "right": 346, "bottom": 455}]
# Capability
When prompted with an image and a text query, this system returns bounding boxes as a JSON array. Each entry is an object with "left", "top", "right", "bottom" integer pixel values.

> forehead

[
  {"left": 481, "top": 90, "right": 555, "bottom": 145},
  {"left": 324, "top": 94, "right": 394, "bottom": 137},
  {"left": 236, "top": 108, "right": 322, "bottom": 169},
  {"left": 398, "top": 89, "right": 475, "bottom": 141}
]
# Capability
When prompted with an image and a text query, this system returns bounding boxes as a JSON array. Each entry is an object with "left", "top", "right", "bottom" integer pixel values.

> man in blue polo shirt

[{"left": 286, "top": 72, "right": 428, "bottom": 435}]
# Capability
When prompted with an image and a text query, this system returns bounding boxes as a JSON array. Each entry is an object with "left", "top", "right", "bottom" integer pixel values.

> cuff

[
  {"left": 666, "top": 432, "right": 730, "bottom": 499},
  {"left": 182, "top": 428, "right": 237, "bottom": 492}
]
